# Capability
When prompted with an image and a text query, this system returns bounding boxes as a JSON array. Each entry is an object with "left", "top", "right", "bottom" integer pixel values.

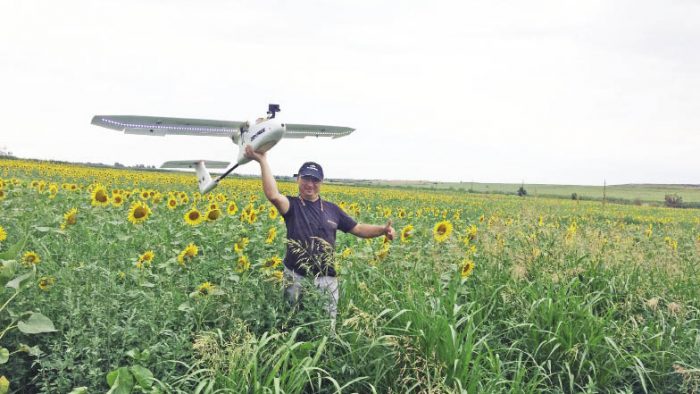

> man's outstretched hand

[
  {"left": 244, "top": 145, "right": 266, "bottom": 162},
  {"left": 384, "top": 220, "right": 396, "bottom": 241}
]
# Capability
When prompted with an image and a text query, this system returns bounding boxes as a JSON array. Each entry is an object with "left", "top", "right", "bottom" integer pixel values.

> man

[{"left": 245, "top": 145, "right": 395, "bottom": 321}]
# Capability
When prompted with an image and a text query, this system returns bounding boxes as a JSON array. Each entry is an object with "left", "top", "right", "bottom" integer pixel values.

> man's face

[{"left": 298, "top": 175, "right": 322, "bottom": 200}]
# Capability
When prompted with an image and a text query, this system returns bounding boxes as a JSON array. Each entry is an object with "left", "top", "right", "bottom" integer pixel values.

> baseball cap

[{"left": 295, "top": 162, "right": 324, "bottom": 181}]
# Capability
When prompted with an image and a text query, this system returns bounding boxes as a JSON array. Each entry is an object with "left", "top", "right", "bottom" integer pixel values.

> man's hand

[
  {"left": 384, "top": 220, "right": 396, "bottom": 241},
  {"left": 244, "top": 144, "right": 266, "bottom": 163}
]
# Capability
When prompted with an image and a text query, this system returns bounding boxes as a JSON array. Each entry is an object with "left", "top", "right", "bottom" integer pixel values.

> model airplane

[{"left": 91, "top": 104, "right": 354, "bottom": 193}]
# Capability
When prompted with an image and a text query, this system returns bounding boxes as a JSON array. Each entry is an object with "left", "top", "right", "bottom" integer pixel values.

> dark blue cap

[{"left": 296, "top": 162, "right": 324, "bottom": 181}]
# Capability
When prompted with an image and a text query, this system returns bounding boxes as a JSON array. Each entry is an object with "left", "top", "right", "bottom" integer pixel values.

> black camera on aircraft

[{"left": 267, "top": 104, "right": 281, "bottom": 118}]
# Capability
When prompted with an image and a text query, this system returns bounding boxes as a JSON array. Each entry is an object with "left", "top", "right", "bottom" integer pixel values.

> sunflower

[
  {"left": 184, "top": 207, "right": 204, "bottom": 226},
  {"left": 0, "top": 225, "right": 7, "bottom": 242},
  {"left": 465, "top": 224, "right": 478, "bottom": 241},
  {"left": 397, "top": 209, "right": 406, "bottom": 219},
  {"left": 177, "top": 243, "right": 199, "bottom": 265},
  {"left": 128, "top": 201, "right": 151, "bottom": 225},
  {"left": 268, "top": 270, "right": 283, "bottom": 283},
  {"left": 246, "top": 210, "right": 258, "bottom": 224},
  {"left": 268, "top": 207, "right": 278, "bottom": 220},
  {"left": 215, "top": 193, "right": 227, "bottom": 203},
  {"left": 226, "top": 201, "right": 238, "bottom": 215},
  {"left": 262, "top": 256, "right": 282, "bottom": 270},
  {"left": 60, "top": 208, "right": 78, "bottom": 230},
  {"left": 400, "top": 225, "right": 414, "bottom": 243},
  {"left": 140, "top": 190, "right": 150, "bottom": 200},
  {"left": 460, "top": 259, "right": 475, "bottom": 279},
  {"left": 197, "top": 281, "right": 215, "bottom": 295},
  {"left": 48, "top": 184, "right": 58, "bottom": 199},
  {"left": 112, "top": 194, "right": 125, "bottom": 207},
  {"left": 167, "top": 197, "right": 178, "bottom": 210},
  {"left": 233, "top": 238, "right": 249, "bottom": 254},
  {"left": 91, "top": 184, "right": 110, "bottom": 207},
  {"left": 38, "top": 276, "right": 56, "bottom": 291},
  {"left": 151, "top": 192, "right": 162, "bottom": 204},
  {"left": 206, "top": 206, "right": 221, "bottom": 221},
  {"left": 433, "top": 220, "right": 453, "bottom": 243},
  {"left": 22, "top": 251, "right": 41, "bottom": 266},
  {"left": 138, "top": 250, "right": 155, "bottom": 266},
  {"left": 235, "top": 255, "right": 250, "bottom": 273},
  {"left": 179, "top": 193, "right": 190, "bottom": 204},
  {"left": 265, "top": 227, "right": 277, "bottom": 244}
]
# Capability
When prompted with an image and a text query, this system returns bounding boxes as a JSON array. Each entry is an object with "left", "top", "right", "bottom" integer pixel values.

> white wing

[
  {"left": 284, "top": 123, "right": 354, "bottom": 139},
  {"left": 161, "top": 160, "right": 230, "bottom": 169},
  {"left": 91, "top": 115, "right": 243, "bottom": 138}
]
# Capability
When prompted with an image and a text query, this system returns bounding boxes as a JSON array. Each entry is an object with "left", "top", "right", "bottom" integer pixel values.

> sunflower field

[{"left": 1, "top": 158, "right": 699, "bottom": 393}]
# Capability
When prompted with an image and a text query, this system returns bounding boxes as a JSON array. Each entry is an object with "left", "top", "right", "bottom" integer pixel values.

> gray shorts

[{"left": 283, "top": 267, "right": 339, "bottom": 320}]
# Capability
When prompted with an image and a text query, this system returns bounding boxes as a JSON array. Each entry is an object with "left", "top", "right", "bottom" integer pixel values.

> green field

[
  {"left": 2, "top": 158, "right": 700, "bottom": 393},
  {"left": 348, "top": 179, "right": 700, "bottom": 205}
]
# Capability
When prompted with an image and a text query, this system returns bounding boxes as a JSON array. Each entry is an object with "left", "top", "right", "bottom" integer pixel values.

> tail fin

[
  {"left": 160, "top": 160, "right": 228, "bottom": 193},
  {"left": 194, "top": 161, "right": 218, "bottom": 193}
]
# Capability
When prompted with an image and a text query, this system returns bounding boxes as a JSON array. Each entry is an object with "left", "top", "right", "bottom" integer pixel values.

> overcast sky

[{"left": 1, "top": 0, "right": 698, "bottom": 185}]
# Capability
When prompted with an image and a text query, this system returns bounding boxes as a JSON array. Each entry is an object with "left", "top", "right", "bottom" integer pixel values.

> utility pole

[{"left": 603, "top": 179, "right": 607, "bottom": 207}]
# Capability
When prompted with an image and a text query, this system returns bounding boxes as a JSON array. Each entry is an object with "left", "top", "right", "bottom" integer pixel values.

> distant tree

[
  {"left": 571, "top": 193, "right": 578, "bottom": 200},
  {"left": 517, "top": 186, "right": 527, "bottom": 197},
  {"left": 664, "top": 194, "right": 683, "bottom": 208}
]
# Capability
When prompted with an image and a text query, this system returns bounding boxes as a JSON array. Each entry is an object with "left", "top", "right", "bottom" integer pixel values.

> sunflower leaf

[
  {"left": 0, "top": 348, "right": 8, "bottom": 364},
  {"left": 6, "top": 270, "right": 34, "bottom": 290},
  {"left": 0, "top": 234, "right": 29, "bottom": 260},
  {"left": 17, "top": 312, "right": 57, "bottom": 334}
]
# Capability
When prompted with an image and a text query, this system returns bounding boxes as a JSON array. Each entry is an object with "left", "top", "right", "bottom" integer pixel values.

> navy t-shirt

[{"left": 282, "top": 196, "right": 357, "bottom": 277}]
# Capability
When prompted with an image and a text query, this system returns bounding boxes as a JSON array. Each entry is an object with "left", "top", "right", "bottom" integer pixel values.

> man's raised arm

[{"left": 244, "top": 145, "right": 290, "bottom": 215}]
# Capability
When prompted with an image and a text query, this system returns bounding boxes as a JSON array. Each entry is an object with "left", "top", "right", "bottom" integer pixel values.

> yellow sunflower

[
  {"left": 268, "top": 207, "right": 278, "bottom": 220},
  {"left": 397, "top": 209, "right": 407, "bottom": 219},
  {"left": 460, "top": 259, "right": 475, "bottom": 279},
  {"left": 128, "top": 201, "right": 152, "bottom": 225},
  {"left": 91, "top": 184, "right": 110, "bottom": 207},
  {"left": 236, "top": 255, "right": 250, "bottom": 273},
  {"left": 177, "top": 243, "right": 199, "bottom": 265},
  {"left": 167, "top": 197, "right": 178, "bottom": 210},
  {"left": 184, "top": 207, "right": 204, "bottom": 226},
  {"left": 233, "top": 238, "right": 249, "bottom": 254},
  {"left": 48, "top": 184, "right": 58, "bottom": 199},
  {"left": 400, "top": 225, "right": 414, "bottom": 243},
  {"left": 22, "top": 251, "right": 41, "bottom": 266},
  {"left": 137, "top": 250, "right": 155, "bottom": 268},
  {"left": 206, "top": 206, "right": 222, "bottom": 221},
  {"left": 0, "top": 225, "right": 7, "bottom": 242},
  {"left": 262, "top": 256, "right": 282, "bottom": 270},
  {"left": 111, "top": 194, "right": 125, "bottom": 207},
  {"left": 265, "top": 227, "right": 277, "bottom": 244},
  {"left": 197, "top": 281, "right": 215, "bottom": 295},
  {"left": 433, "top": 220, "right": 453, "bottom": 243},
  {"left": 465, "top": 224, "right": 478, "bottom": 241},
  {"left": 60, "top": 208, "right": 78, "bottom": 230},
  {"left": 38, "top": 276, "right": 56, "bottom": 291},
  {"left": 226, "top": 201, "right": 238, "bottom": 215},
  {"left": 267, "top": 270, "right": 283, "bottom": 283}
]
